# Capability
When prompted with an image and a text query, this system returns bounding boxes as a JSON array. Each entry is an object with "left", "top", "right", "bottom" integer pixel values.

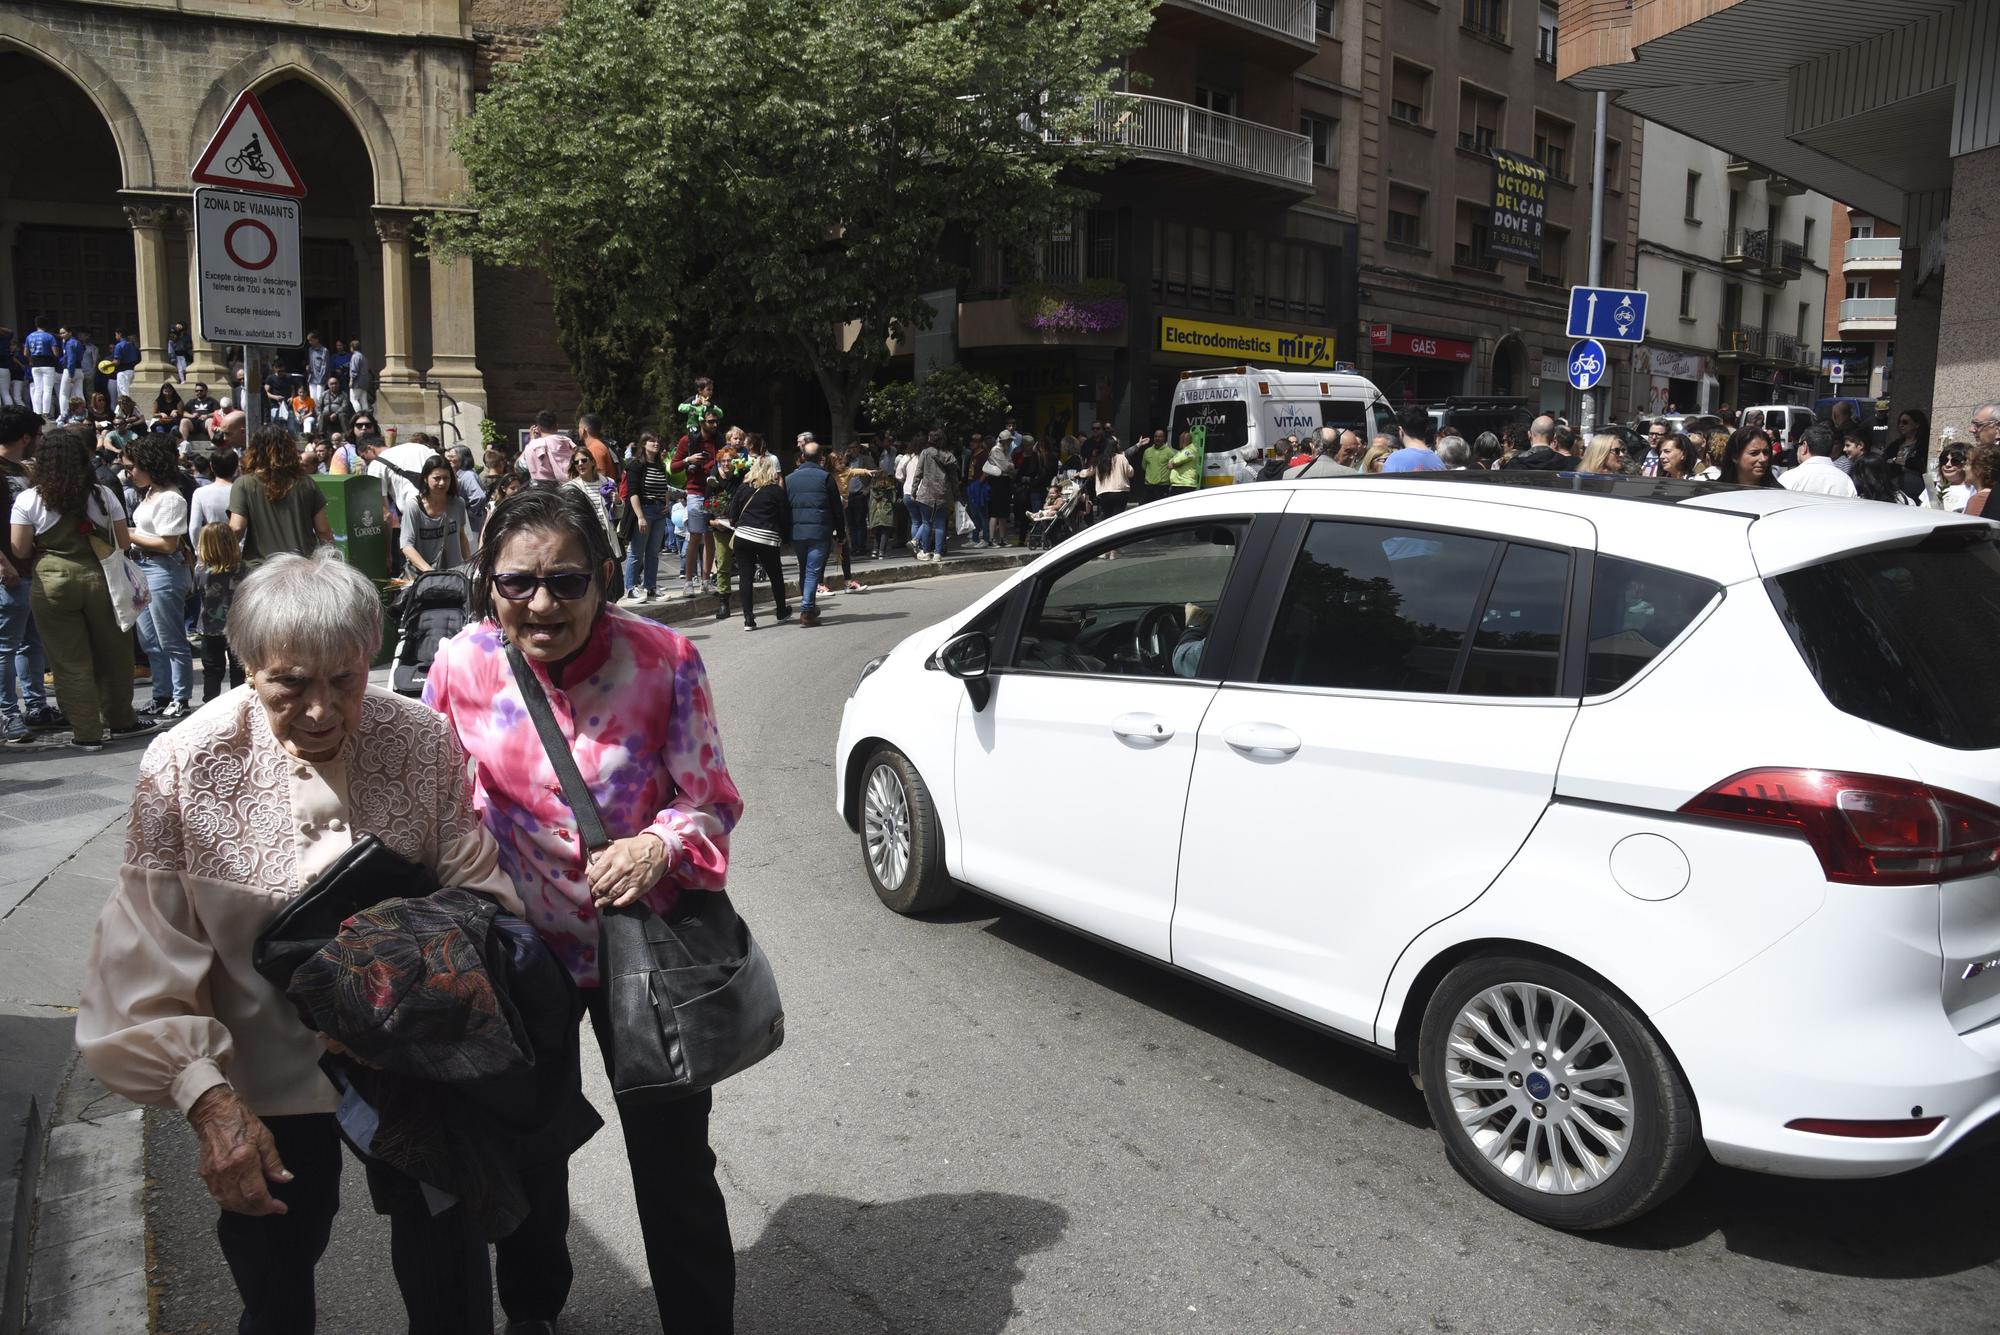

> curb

[
  {"left": 631, "top": 549, "right": 1034, "bottom": 628},
  {"left": 0, "top": 1095, "right": 43, "bottom": 1335}
]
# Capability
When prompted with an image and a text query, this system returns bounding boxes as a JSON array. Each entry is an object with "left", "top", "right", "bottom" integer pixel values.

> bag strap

[{"left": 504, "top": 643, "right": 612, "bottom": 853}]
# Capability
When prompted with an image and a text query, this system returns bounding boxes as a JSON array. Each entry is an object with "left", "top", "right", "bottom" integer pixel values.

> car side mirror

[{"left": 937, "top": 631, "right": 991, "bottom": 680}]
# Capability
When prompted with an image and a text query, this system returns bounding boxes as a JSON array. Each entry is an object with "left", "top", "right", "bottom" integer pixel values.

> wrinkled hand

[
  {"left": 586, "top": 833, "right": 668, "bottom": 909},
  {"left": 188, "top": 1086, "right": 291, "bottom": 1216}
]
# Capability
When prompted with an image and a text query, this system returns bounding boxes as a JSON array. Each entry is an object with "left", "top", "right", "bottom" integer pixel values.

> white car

[{"left": 834, "top": 473, "right": 2000, "bottom": 1230}]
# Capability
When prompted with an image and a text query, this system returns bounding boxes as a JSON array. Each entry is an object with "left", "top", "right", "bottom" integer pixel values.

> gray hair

[
  {"left": 1437, "top": 436, "right": 1473, "bottom": 468},
  {"left": 228, "top": 547, "right": 382, "bottom": 671}
]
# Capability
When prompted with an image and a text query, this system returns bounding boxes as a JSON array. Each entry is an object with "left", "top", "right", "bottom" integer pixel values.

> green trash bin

[{"left": 314, "top": 474, "right": 398, "bottom": 665}]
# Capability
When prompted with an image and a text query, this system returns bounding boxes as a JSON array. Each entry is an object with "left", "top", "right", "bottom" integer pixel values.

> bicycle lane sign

[{"left": 191, "top": 89, "right": 307, "bottom": 198}]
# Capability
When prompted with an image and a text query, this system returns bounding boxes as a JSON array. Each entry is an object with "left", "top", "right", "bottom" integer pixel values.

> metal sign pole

[
  {"left": 1582, "top": 90, "right": 1608, "bottom": 433},
  {"left": 240, "top": 344, "right": 261, "bottom": 430}
]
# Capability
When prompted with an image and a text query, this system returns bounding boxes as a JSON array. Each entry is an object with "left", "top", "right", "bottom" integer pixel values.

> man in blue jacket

[
  {"left": 111, "top": 329, "right": 139, "bottom": 404},
  {"left": 783, "top": 437, "right": 845, "bottom": 627},
  {"left": 23, "top": 318, "right": 59, "bottom": 419},
  {"left": 58, "top": 326, "right": 86, "bottom": 421}
]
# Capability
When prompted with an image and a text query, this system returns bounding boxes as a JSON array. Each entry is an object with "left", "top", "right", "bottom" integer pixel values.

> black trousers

[
  {"left": 497, "top": 987, "right": 735, "bottom": 1333},
  {"left": 200, "top": 631, "right": 244, "bottom": 701},
  {"left": 736, "top": 540, "right": 788, "bottom": 627},
  {"left": 215, "top": 1113, "right": 489, "bottom": 1335}
]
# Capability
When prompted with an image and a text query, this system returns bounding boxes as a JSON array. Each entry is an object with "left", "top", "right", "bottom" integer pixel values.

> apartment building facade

[
  {"left": 914, "top": 1, "right": 1363, "bottom": 442},
  {"left": 1355, "top": 0, "right": 1640, "bottom": 420},
  {"left": 1634, "top": 121, "right": 1831, "bottom": 417},
  {"left": 1822, "top": 206, "right": 1900, "bottom": 405}
]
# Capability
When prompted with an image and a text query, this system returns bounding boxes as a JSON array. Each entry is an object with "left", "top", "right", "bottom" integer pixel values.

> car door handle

[
  {"left": 1111, "top": 713, "right": 1174, "bottom": 744},
  {"left": 1222, "top": 722, "right": 1301, "bottom": 758}
]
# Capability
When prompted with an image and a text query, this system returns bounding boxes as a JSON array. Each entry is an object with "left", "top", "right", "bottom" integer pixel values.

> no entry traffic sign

[{"left": 195, "top": 187, "right": 302, "bottom": 346}]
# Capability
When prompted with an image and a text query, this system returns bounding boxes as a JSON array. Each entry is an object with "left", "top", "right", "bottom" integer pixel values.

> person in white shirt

[
  {"left": 188, "top": 447, "right": 238, "bottom": 536},
  {"left": 1778, "top": 425, "right": 1857, "bottom": 498},
  {"left": 125, "top": 435, "right": 196, "bottom": 718}
]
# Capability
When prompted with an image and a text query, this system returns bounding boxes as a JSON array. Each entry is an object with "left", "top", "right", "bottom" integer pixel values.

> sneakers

[
  {"left": 846, "top": 581, "right": 863, "bottom": 593},
  {"left": 742, "top": 621, "right": 759, "bottom": 632},
  {"left": 159, "top": 701, "right": 190, "bottom": 721},
  {"left": 3, "top": 724, "right": 30, "bottom": 746},
  {"left": 23, "top": 706, "right": 67, "bottom": 730},
  {"left": 70, "top": 737, "right": 107, "bottom": 753},
  {"left": 107, "top": 718, "right": 158, "bottom": 738},
  {"left": 138, "top": 699, "right": 171, "bottom": 717},
  {"left": 816, "top": 583, "right": 832, "bottom": 596}
]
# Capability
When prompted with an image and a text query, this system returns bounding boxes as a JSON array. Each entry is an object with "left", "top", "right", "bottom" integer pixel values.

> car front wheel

[
  {"left": 858, "top": 747, "right": 956, "bottom": 914},
  {"left": 1418, "top": 956, "right": 1701, "bottom": 1230}
]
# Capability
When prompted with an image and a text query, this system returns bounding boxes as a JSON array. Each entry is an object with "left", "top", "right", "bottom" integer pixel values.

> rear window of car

[
  {"left": 1169, "top": 399, "right": 1248, "bottom": 455},
  {"left": 1765, "top": 529, "right": 2000, "bottom": 750},
  {"left": 1585, "top": 556, "right": 1721, "bottom": 694}
]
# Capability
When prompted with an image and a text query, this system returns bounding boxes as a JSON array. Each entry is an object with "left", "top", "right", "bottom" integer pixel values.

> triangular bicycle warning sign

[{"left": 191, "top": 90, "right": 307, "bottom": 198}]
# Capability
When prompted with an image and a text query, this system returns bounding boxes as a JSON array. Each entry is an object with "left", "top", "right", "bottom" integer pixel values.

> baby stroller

[
  {"left": 391, "top": 568, "right": 472, "bottom": 697},
  {"left": 1025, "top": 476, "right": 1087, "bottom": 549}
]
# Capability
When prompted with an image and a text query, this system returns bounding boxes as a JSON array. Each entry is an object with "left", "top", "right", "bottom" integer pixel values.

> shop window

[
  {"left": 1387, "top": 184, "right": 1427, "bottom": 250},
  {"left": 1390, "top": 61, "right": 1430, "bottom": 127}
]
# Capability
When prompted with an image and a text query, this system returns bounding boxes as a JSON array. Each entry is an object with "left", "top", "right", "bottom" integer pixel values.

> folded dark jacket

[{"left": 289, "top": 888, "right": 601, "bottom": 1239}]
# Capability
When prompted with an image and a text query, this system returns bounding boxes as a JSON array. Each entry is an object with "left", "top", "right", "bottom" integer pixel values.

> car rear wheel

[
  {"left": 859, "top": 747, "right": 956, "bottom": 914},
  {"left": 1419, "top": 956, "right": 1701, "bottom": 1230}
]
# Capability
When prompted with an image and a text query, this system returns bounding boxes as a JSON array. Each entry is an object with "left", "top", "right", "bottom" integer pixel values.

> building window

[
  {"left": 1599, "top": 240, "right": 1617, "bottom": 285},
  {"left": 1533, "top": 226, "right": 1568, "bottom": 286},
  {"left": 1044, "top": 208, "right": 1119, "bottom": 283},
  {"left": 1455, "top": 202, "right": 1496, "bottom": 271},
  {"left": 1797, "top": 302, "right": 1810, "bottom": 343},
  {"left": 1315, "top": 1, "right": 1336, "bottom": 36},
  {"left": 1463, "top": 0, "right": 1507, "bottom": 43},
  {"left": 1845, "top": 278, "right": 1869, "bottom": 301},
  {"left": 1684, "top": 171, "right": 1701, "bottom": 222},
  {"left": 1390, "top": 61, "right": 1430, "bottom": 127},
  {"left": 1387, "top": 184, "right": 1426, "bottom": 249},
  {"left": 1194, "top": 84, "right": 1237, "bottom": 118},
  {"left": 1301, "top": 113, "right": 1337, "bottom": 168},
  {"left": 1251, "top": 237, "right": 1330, "bottom": 323},
  {"left": 1458, "top": 83, "right": 1504, "bottom": 157},
  {"left": 1680, "top": 269, "right": 1695, "bottom": 318},
  {"left": 1851, "top": 214, "right": 1875, "bottom": 239},
  {"left": 1603, "top": 138, "right": 1623, "bottom": 190},
  {"left": 1727, "top": 190, "right": 1741, "bottom": 235},
  {"left": 1536, "top": 3, "right": 1559, "bottom": 64},
  {"left": 1153, "top": 222, "right": 1236, "bottom": 312},
  {"left": 1802, "top": 216, "right": 1816, "bottom": 260},
  {"left": 1533, "top": 115, "right": 1571, "bottom": 183}
]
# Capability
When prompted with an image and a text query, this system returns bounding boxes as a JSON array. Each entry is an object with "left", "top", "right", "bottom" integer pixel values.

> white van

[
  {"left": 1167, "top": 366, "right": 1397, "bottom": 485},
  {"left": 1742, "top": 403, "right": 1815, "bottom": 444}
]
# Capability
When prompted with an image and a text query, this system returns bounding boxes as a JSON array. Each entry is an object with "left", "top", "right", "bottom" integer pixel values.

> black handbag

[
  {"left": 252, "top": 834, "right": 438, "bottom": 991},
  {"left": 505, "top": 643, "right": 783, "bottom": 1104}
]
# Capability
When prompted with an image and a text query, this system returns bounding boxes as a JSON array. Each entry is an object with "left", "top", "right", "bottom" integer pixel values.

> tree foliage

[
  {"left": 434, "top": 0, "right": 1156, "bottom": 445},
  {"left": 864, "top": 365, "right": 1012, "bottom": 444}
]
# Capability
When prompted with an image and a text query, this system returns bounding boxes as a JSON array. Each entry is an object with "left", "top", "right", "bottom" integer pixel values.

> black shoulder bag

[
  {"left": 252, "top": 834, "right": 438, "bottom": 993},
  {"left": 504, "top": 643, "right": 784, "bottom": 1104}
]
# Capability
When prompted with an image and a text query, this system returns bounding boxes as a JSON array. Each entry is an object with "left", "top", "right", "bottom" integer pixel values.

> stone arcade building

[{"left": 2, "top": 0, "right": 574, "bottom": 440}]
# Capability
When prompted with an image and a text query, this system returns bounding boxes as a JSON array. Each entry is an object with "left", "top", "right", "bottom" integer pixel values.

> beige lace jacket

[{"left": 76, "top": 686, "right": 520, "bottom": 1117}]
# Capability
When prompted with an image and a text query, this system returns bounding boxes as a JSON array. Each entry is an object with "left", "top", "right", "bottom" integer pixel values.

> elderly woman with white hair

[{"left": 77, "top": 547, "right": 523, "bottom": 1335}]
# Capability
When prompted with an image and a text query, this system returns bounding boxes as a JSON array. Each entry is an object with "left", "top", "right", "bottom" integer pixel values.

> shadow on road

[
  {"left": 972, "top": 898, "right": 1429, "bottom": 1129},
  {"left": 730, "top": 1190, "right": 1068, "bottom": 1335},
  {"left": 1591, "top": 1148, "right": 2000, "bottom": 1278}
]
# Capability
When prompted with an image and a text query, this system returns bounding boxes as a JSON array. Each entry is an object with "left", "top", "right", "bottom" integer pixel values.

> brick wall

[
  {"left": 474, "top": 261, "right": 579, "bottom": 434},
  {"left": 468, "top": 0, "right": 563, "bottom": 88}
]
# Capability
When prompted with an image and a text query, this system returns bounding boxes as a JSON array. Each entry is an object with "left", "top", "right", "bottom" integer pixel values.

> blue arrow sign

[
  {"left": 1568, "top": 339, "right": 1607, "bottom": 391},
  {"left": 1567, "top": 286, "right": 1649, "bottom": 343}
]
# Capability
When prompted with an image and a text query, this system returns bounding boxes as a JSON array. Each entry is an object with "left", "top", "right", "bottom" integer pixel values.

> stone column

[
  {"left": 181, "top": 207, "right": 230, "bottom": 389},
  {"left": 123, "top": 202, "right": 175, "bottom": 386},
  {"left": 375, "top": 212, "right": 418, "bottom": 388},
  {"left": 426, "top": 248, "right": 489, "bottom": 438}
]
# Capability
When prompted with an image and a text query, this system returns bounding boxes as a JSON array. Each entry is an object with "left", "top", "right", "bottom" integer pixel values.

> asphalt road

[{"left": 147, "top": 568, "right": 2000, "bottom": 1334}]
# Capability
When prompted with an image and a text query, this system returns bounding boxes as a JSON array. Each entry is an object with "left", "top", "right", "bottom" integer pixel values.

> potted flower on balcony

[{"left": 1015, "top": 278, "right": 1128, "bottom": 337}]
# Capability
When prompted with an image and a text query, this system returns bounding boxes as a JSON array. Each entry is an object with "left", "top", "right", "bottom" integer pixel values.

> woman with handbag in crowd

[
  {"left": 6, "top": 425, "right": 154, "bottom": 751},
  {"left": 424, "top": 486, "right": 745, "bottom": 1334},
  {"left": 78, "top": 548, "right": 527, "bottom": 1334}
]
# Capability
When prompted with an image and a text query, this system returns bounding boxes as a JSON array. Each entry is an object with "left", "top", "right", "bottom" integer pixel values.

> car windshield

[{"left": 1765, "top": 528, "right": 2000, "bottom": 750}]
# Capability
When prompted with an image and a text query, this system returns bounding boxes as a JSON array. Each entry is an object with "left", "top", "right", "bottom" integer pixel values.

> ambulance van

[{"left": 1165, "top": 366, "right": 1398, "bottom": 485}]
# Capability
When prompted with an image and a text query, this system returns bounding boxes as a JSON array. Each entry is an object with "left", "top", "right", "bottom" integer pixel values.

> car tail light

[
  {"left": 1785, "top": 1117, "right": 1944, "bottom": 1138},
  {"left": 1680, "top": 769, "right": 2000, "bottom": 887}
]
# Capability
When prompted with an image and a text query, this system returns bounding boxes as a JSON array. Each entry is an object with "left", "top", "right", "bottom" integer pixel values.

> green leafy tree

[
  {"left": 865, "top": 364, "right": 1012, "bottom": 444},
  {"left": 435, "top": 0, "right": 1155, "bottom": 448}
]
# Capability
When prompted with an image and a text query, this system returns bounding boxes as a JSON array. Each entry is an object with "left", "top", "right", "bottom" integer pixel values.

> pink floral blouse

[{"left": 423, "top": 608, "right": 743, "bottom": 985}]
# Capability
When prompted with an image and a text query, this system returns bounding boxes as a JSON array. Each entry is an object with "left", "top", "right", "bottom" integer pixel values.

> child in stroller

[
  {"left": 391, "top": 567, "right": 472, "bottom": 696},
  {"left": 1025, "top": 474, "right": 1087, "bottom": 549}
]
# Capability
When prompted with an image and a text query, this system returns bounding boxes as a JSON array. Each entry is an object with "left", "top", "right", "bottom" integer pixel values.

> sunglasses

[{"left": 492, "top": 571, "right": 595, "bottom": 602}]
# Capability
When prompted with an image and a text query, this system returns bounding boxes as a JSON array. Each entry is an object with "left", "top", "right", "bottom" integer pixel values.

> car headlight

[{"left": 853, "top": 654, "right": 888, "bottom": 696}]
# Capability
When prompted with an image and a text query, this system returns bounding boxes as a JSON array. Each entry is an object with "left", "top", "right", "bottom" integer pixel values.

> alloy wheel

[
  {"left": 863, "top": 764, "right": 912, "bottom": 890},
  {"left": 1444, "top": 982, "right": 1635, "bottom": 1195}
]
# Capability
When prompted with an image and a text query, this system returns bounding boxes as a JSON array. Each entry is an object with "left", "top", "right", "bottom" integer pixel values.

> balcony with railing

[
  {"left": 1453, "top": 242, "right": 1500, "bottom": 273},
  {"left": 1717, "top": 324, "right": 1765, "bottom": 360},
  {"left": 1056, "top": 93, "right": 1314, "bottom": 191},
  {"left": 1844, "top": 237, "right": 1902, "bottom": 271},
  {"left": 1767, "top": 240, "right": 1804, "bottom": 280},
  {"left": 1726, "top": 156, "right": 1769, "bottom": 180},
  {"left": 1771, "top": 333, "right": 1812, "bottom": 367},
  {"left": 1722, "top": 228, "right": 1769, "bottom": 270},
  {"left": 1839, "top": 297, "right": 1898, "bottom": 330},
  {"left": 1160, "top": 0, "right": 1318, "bottom": 52}
]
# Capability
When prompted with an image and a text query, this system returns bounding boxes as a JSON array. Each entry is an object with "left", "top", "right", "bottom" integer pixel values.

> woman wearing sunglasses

[{"left": 424, "top": 485, "right": 744, "bottom": 1334}]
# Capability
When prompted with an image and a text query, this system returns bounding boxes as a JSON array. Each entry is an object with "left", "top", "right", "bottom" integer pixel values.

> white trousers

[
  {"left": 115, "top": 370, "right": 136, "bottom": 403},
  {"left": 350, "top": 385, "right": 372, "bottom": 414},
  {"left": 56, "top": 368, "right": 81, "bottom": 417},
  {"left": 29, "top": 367, "right": 58, "bottom": 417}
]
